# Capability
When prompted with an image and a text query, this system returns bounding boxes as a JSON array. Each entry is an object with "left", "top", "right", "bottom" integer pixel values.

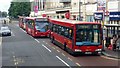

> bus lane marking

[
  {"left": 20, "top": 28, "right": 26, "bottom": 33},
  {"left": 76, "top": 63, "right": 81, "bottom": 66},
  {"left": 68, "top": 57, "right": 72, "bottom": 61},
  {"left": 56, "top": 56, "right": 71, "bottom": 68},
  {"left": 57, "top": 50, "right": 60, "bottom": 53},
  {"left": 62, "top": 53, "right": 66, "bottom": 57},
  {"left": 42, "top": 44, "right": 51, "bottom": 52},
  {"left": 11, "top": 32, "right": 15, "bottom": 36},
  {"left": 35, "top": 39, "right": 40, "bottom": 43},
  {"left": 52, "top": 47, "right": 55, "bottom": 49}
]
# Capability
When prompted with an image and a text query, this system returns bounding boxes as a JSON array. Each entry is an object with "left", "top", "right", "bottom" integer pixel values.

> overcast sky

[{"left": 0, "top": 0, "right": 12, "bottom": 13}]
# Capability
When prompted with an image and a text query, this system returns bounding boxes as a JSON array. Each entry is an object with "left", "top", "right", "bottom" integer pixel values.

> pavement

[{"left": 102, "top": 47, "right": 120, "bottom": 59}]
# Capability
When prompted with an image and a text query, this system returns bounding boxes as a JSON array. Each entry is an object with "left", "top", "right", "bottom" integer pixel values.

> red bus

[
  {"left": 18, "top": 16, "right": 24, "bottom": 28},
  {"left": 25, "top": 17, "right": 50, "bottom": 37},
  {"left": 49, "top": 18, "right": 103, "bottom": 55},
  {"left": 18, "top": 16, "right": 28, "bottom": 30}
]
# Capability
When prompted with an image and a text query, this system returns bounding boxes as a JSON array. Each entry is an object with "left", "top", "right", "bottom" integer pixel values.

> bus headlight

[
  {"left": 95, "top": 49, "right": 102, "bottom": 51},
  {"left": 75, "top": 49, "right": 82, "bottom": 52},
  {"left": 35, "top": 32, "right": 37, "bottom": 34}
]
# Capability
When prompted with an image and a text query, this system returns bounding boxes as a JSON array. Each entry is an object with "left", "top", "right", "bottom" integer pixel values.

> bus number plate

[{"left": 85, "top": 52, "right": 92, "bottom": 54}]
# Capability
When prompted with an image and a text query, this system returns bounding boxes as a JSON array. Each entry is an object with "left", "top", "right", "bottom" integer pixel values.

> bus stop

[{"left": 104, "top": 24, "right": 120, "bottom": 47}]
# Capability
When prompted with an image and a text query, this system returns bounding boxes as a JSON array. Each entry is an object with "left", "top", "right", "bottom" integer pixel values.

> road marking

[
  {"left": 76, "top": 63, "right": 81, "bottom": 66},
  {"left": 68, "top": 57, "right": 72, "bottom": 61},
  {"left": 56, "top": 56, "right": 71, "bottom": 68},
  {"left": 42, "top": 44, "right": 51, "bottom": 52},
  {"left": 14, "top": 63, "right": 17, "bottom": 65},
  {"left": 46, "top": 43, "right": 48, "bottom": 44},
  {"left": 20, "top": 28, "right": 26, "bottom": 33},
  {"left": 30, "top": 35, "right": 34, "bottom": 39},
  {"left": 0, "top": 37, "right": 2, "bottom": 46},
  {"left": 35, "top": 39, "right": 40, "bottom": 43},
  {"left": 13, "top": 59, "right": 16, "bottom": 62},
  {"left": 101, "top": 56, "right": 118, "bottom": 61},
  {"left": 57, "top": 50, "right": 60, "bottom": 52},
  {"left": 11, "top": 32, "right": 15, "bottom": 36},
  {"left": 43, "top": 41, "right": 45, "bottom": 42},
  {"left": 62, "top": 53, "right": 65, "bottom": 56},
  {"left": 52, "top": 47, "right": 55, "bottom": 49}
]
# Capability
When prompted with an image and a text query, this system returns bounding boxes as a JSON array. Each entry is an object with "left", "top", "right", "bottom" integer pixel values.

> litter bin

[{"left": 105, "top": 37, "right": 111, "bottom": 48}]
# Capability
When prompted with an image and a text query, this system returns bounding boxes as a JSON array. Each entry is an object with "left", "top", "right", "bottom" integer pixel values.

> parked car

[{"left": 0, "top": 26, "right": 11, "bottom": 36}]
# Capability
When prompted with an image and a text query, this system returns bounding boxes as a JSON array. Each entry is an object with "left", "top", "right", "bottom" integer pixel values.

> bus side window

[
  {"left": 58, "top": 25, "right": 61, "bottom": 34},
  {"left": 64, "top": 28, "right": 69, "bottom": 37},
  {"left": 52, "top": 24, "right": 56, "bottom": 32},
  {"left": 61, "top": 26, "right": 64, "bottom": 35},
  {"left": 69, "top": 29, "right": 73, "bottom": 39}
]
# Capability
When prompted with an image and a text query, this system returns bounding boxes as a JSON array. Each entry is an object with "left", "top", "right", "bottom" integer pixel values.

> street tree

[{"left": 8, "top": 0, "right": 31, "bottom": 18}]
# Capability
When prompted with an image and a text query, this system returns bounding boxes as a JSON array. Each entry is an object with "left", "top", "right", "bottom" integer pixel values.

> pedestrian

[
  {"left": 4, "top": 20, "right": 6, "bottom": 24},
  {"left": 116, "top": 35, "right": 120, "bottom": 50},
  {"left": 112, "top": 34, "right": 117, "bottom": 51}
]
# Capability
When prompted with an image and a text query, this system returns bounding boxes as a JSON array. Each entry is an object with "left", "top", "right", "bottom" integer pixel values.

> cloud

[{"left": 0, "top": 0, "right": 12, "bottom": 12}]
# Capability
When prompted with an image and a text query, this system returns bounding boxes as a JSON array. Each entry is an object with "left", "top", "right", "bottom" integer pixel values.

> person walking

[
  {"left": 112, "top": 34, "right": 117, "bottom": 51},
  {"left": 116, "top": 35, "right": 120, "bottom": 50}
]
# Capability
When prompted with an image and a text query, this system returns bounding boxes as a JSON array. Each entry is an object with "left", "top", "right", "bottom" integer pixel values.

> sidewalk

[{"left": 102, "top": 47, "right": 120, "bottom": 59}]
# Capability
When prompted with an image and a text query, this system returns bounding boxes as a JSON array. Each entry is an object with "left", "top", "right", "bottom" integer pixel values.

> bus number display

[{"left": 36, "top": 18, "right": 47, "bottom": 21}]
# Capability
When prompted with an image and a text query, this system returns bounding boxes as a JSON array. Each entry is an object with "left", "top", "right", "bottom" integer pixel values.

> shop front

[{"left": 104, "top": 12, "right": 120, "bottom": 47}]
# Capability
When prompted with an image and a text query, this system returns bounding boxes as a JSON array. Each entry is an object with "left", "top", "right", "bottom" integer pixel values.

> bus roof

[
  {"left": 49, "top": 18, "right": 101, "bottom": 25},
  {"left": 25, "top": 17, "right": 47, "bottom": 20}
]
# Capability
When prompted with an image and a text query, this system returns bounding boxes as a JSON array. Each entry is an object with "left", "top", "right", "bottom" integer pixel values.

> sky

[{"left": 0, "top": 0, "right": 12, "bottom": 13}]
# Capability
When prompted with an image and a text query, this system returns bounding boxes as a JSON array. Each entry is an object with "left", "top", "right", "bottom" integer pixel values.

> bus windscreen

[
  {"left": 76, "top": 24, "right": 101, "bottom": 46},
  {"left": 35, "top": 21, "right": 48, "bottom": 32}
]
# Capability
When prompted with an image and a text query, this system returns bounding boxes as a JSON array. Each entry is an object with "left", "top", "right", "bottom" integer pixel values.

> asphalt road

[{"left": 1, "top": 21, "right": 119, "bottom": 68}]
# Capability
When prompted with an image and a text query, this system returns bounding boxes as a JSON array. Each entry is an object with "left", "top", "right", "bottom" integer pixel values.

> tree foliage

[{"left": 8, "top": 0, "right": 31, "bottom": 18}]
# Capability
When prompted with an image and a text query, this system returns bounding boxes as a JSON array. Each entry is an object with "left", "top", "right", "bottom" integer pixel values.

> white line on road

[
  {"left": 43, "top": 41, "right": 45, "bottom": 42},
  {"left": 56, "top": 56, "right": 71, "bottom": 68},
  {"left": 42, "top": 44, "right": 51, "bottom": 52},
  {"left": 62, "top": 53, "right": 65, "bottom": 56},
  {"left": 11, "top": 32, "right": 15, "bottom": 36},
  {"left": 68, "top": 57, "right": 72, "bottom": 61},
  {"left": 101, "top": 56, "right": 118, "bottom": 61},
  {"left": 0, "top": 37, "right": 2, "bottom": 46},
  {"left": 52, "top": 47, "right": 55, "bottom": 49},
  {"left": 20, "top": 28, "right": 26, "bottom": 33},
  {"left": 76, "top": 63, "right": 81, "bottom": 66},
  {"left": 35, "top": 39, "right": 40, "bottom": 43},
  {"left": 57, "top": 50, "right": 60, "bottom": 52}
]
